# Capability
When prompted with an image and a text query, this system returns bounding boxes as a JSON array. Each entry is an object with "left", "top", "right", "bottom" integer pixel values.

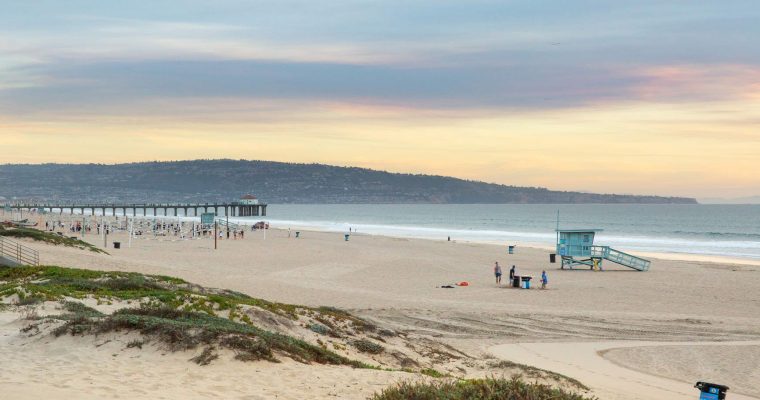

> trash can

[
  {"left": 512, "top": 276, "right": 520, "bottom": 288},
  {"left": 113, "top": 242, "right": 121, "bottom": 249},
  {"left": 295, "top": 231, "right": 300, "bottom": 238},
  {"left": 521, "top": 276, "right": 532, "bottom": 289},
  {"left": 344, "top": 234, "right": 350, "bottom": 241},
  {"left": 508, "top": 245, "right": 515, "bottom": 254},
  {"left": 549, "top": 253, "right": 556, "bottom": 263},
  {"left": 695, "top": 382, "right": 729, "bottom": 400}
]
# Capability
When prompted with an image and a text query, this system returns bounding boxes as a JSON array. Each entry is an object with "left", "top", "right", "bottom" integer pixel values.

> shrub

[
  {"left": 420, "top": 368, "right": 446, "bottom": 378},
  {"left": 309, "top": 323, "right": 329, "bottom": 335},
  {"left": 370, "top": 377, "right": 596, "bottom": 400},
  {"left": 17, "top": 295, "right": 45, "bottom": 306},
  {"left": 353, "top": 339, "right": 385, "bottom": 354},
  {"left": 190, "top": 347, "right": 219, "bottom": 366}
]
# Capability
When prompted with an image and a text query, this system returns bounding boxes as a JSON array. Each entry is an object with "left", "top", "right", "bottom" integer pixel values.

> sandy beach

[{"left": 3, "top": 226, "right": 760, "bottom": 399}]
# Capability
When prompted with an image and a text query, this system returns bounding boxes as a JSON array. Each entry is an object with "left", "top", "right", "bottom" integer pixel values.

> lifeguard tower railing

[{"left": 590, "top": 246, "right": 651, "bottom": 271}]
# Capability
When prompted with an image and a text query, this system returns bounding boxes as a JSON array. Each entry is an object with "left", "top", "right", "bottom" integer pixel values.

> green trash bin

[{"left": 508, "top": 245, "right": 515, "bottom": 254}]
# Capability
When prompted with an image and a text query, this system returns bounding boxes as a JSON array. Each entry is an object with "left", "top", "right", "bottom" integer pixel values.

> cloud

[
  {"left": 631, "top": 64, "right": 760, "bottom": 101},
  {"left": 3, "top": 56, "right": 760, "bottom": 120}
]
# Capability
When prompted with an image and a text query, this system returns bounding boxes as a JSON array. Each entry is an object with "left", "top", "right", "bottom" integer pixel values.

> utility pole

[{"left": 214, "top": 221, "right": 218, "bottom": 250}]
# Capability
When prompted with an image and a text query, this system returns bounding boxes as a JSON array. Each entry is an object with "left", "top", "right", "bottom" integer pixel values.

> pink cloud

[{"left": 632, "top": 64, "right": 760, "bottom": 101}]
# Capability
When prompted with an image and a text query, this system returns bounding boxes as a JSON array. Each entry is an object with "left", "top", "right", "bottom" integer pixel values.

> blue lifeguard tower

[{"left": 556, "top": 229, "right": 651, "bottom": 271}]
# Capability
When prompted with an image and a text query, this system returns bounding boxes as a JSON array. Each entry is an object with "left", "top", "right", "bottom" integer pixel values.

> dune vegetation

[
  {"left": 1, "top": 266, "right": 377, "bottom": 367},
  {"left": 2, "top": 265, "right": 594, "bottom": 399},
  {"left": 370, "top": 377, "right": 597, "bottom": 400},
  {"left": 0, "top": 226, "right": 105, "bottom": 253}
]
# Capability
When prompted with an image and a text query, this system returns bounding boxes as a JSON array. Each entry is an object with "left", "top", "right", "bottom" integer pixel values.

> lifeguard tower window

[{"left": 583, "top": 235, "right": 590, "bottom": 243}]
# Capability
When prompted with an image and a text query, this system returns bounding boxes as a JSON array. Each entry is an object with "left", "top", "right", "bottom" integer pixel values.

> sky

[{"left": 1, "top": 1, "right": 759, "bottom": 199}]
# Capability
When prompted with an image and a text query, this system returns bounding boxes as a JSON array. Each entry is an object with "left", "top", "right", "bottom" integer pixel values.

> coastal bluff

[{"left": 0, "top": 160, "right": 697, "bottom": 204}]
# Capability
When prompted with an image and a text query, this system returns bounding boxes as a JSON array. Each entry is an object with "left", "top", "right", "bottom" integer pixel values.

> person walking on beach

[
  {"left": 541, "top": 270, "right": 548, "bottom": 289},
  {"left": 494, "top": 262, "right": 502, "bottom": 285},
  {"left": 509, "top": 265, "right": 516, "bottom": 282}
]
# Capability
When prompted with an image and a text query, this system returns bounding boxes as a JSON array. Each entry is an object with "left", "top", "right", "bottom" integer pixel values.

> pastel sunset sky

[{"left": 1, "top": 1, "right": 759, "bottom": 198}]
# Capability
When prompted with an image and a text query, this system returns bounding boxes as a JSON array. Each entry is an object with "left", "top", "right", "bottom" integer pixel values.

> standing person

[
  {"left": 541, "top": 270, "right": 548, "bottom": 289},
  {"left": 494, "top": 262, "right": 502, "bottom": 285},
  {"left": 509, "top": 265, "right": 516, "bottom": 283}
]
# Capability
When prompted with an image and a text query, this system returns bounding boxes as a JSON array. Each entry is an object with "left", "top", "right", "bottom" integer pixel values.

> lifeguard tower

[{"left": 556, "top": 229, "right": 651, "bottom": 271}]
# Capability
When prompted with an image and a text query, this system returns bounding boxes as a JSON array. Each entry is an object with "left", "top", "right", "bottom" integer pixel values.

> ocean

[{"left": 235, "top": 204, "right": 760, "bottom": 261}]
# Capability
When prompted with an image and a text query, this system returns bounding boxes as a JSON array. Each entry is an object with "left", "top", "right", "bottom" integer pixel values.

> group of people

[{"left": 493, "top": 261, "right": 548, "bottom": 289}]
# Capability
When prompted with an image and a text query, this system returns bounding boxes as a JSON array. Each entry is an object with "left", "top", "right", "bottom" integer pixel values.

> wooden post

[{"left": 214, "top": 221, "right": 218, "bottom": 250}]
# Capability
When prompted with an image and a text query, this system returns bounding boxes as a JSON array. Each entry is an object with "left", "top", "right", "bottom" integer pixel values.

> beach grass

[
  {"left": 369, "top": 376, "right": 596, "bottom": 400},
  {"left": 488, "top": 360, "right": 590, "bottom": 391},
  {"left": 52, "top": 306, "right": 367, "bottom": 366},
  {"left": 1, "top": 265, "right": 378, "bottom": 368},
  {"left": 0, "top": 226, "right": 106, "bottom": 253}
]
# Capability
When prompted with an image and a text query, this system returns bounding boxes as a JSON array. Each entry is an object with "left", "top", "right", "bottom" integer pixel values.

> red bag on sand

[{"left": 457, "top": 281, "right": 469, "bottom": 286}]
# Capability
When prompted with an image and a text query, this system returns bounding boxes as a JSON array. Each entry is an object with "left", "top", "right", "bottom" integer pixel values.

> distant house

[{"left": 239, "top": 194, "right": 259, "bottom": 205}]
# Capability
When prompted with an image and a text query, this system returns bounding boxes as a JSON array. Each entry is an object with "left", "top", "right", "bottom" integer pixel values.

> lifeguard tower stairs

[{"left": 557, "top": 229, "right": 650, "bottom": 271}]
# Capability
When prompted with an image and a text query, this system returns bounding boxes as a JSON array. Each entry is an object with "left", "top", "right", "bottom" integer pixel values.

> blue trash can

[
  {"left": 695, "top": 382, "right": 729, "bottom": 400},
  {"left": 344, "top": 234, "right": 350, "bottom": 241},
  {"left": 295, "top": 231, "right": 300, "bottom": 238},
  {"left": 508, "top": 245, "right": 515, "bottom": 254},
  {"left": 521, "top": 276, "right": 532, "bottom": 289}
]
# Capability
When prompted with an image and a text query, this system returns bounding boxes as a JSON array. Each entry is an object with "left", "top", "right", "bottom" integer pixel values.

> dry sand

[
  {"left": 2, "top": 226, "right": 760, "bottom": 399},
  {"left": 0, "top": 311, "right": 412, "bottom": 400},
  {"left": 601, "top": 343, "right": 760, "bottom": 398},
  {"left": 490, "top": 341, "right": 760, "bottom": 400}
]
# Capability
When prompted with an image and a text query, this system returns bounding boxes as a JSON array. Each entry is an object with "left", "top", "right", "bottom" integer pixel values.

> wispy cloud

[{"left": 1, "top": 1, "right": 760, "bottom": 196}]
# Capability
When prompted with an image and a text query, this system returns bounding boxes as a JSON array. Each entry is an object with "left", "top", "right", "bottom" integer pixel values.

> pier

[{"left": 6, "top": 201, "right": 267, "bottom": 218}]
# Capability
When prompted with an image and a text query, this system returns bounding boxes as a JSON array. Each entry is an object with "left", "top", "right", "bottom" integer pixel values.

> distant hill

[
  {"left": 699, "top": 196, "right": 760, "bottom": 205},
  {"left": 0, "top": 160, "right": 697, "bottom": 204}
]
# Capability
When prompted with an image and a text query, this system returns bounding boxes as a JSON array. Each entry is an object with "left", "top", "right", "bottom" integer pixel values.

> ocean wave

[{"left": 671, "top": 230, "right": 760, "bottom": 240}]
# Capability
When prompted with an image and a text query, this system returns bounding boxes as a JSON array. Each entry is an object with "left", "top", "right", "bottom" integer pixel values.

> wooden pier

[{"left": 7, "top": 201, "right": 267, "bottom": 218}]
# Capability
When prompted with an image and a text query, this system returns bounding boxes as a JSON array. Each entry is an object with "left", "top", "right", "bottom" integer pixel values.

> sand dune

[{"left": 3, "top": 227, "right": 759, "bottom": 399}]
